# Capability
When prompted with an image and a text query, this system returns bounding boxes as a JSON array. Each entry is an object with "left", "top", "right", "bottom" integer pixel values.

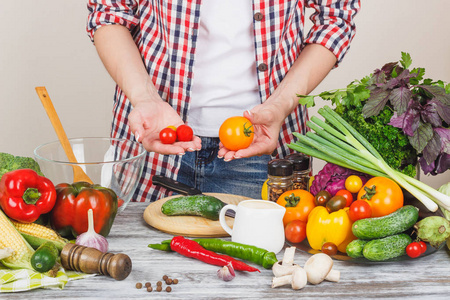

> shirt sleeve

[
  {"left": 86, "top": 0, "right": 140, "bottom": 42},
  {"left": 304, "top": 0, "right": 361, "bottom": 66}
]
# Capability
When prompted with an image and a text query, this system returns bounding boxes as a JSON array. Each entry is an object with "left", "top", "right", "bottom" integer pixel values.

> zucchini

[
  {"left": 346, "top": 239, "right": 369, "bottom": 258},
  {"left": 30, "top": 241, "right": 59, "bottom": 272},
  {"left": 161, "top": 195, "right": 226, "bottom": 220},
  {"left": 352, "top": 205, "right": 419, "bottom": 240},
  {"left": 362, "top": 233, "right": 412, "bottom": 261}
]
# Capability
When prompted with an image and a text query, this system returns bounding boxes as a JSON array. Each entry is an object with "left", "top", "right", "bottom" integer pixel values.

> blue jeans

[{"left": 177, "top": 137, "right": 271, "bottom": 199}]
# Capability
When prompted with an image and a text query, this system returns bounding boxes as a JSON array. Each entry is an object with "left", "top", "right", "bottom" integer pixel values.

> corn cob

[
  {"left": 0, "top": 209, "right": 35, "bottom": 270},
  {"left": 10, "top": 220, "right": 69, "bottom": 251}
]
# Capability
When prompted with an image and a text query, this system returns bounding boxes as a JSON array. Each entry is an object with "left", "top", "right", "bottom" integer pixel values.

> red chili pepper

[
  {"left": 170, "top": 236, "right": 260, "bottom": 272},
  {"left": 0, "top": 169, "right": 57, "bottom": 223}
]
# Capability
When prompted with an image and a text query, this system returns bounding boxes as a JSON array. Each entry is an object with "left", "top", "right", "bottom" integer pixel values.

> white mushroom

[
  {"left": 272, "top": 246, "right": 299, "bottom": 277},
  {"left": 304, "top": 253, "right": 340, "bottom": 285},
  {"left": 271, "top": 266, "right": 307, "bottom": 290},
  {"left": 272, "top": 260, "right": 301, "bottom": 277}
]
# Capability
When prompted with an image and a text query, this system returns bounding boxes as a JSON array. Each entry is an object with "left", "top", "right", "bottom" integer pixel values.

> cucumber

[
  {"left": 352, "top": 205, "right": 419, "bottom": 240},
  {"left": 161, "top": 195, "right": 226, "bottom": 220},
  {"left": 346, "top": 239, "right": 369, "bottom": 258},
  {"left": 362, "top": 233, "right": 412, "bottom": 261},
  {"left": 30, "top": 241, "right": 59, "bottom": 272}
]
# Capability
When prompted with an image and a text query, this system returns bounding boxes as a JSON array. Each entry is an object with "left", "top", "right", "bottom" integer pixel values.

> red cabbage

[{"left": 310, "top": 163, "right": 372, "bottom": 196}]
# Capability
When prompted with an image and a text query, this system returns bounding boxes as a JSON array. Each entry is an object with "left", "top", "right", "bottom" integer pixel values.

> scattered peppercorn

[
  {"left": 163, "top": 275, "right": 168, "bottom": 280},
  {"left": 135, "top": 282, "right": 143, "bottom": 289},
  {"left": 147, "top": 287, "right": 153, "bottom": 292},
  {"left": 166, "top": 286, "right": 172, "bottom": 293},
  {"left": 145, "top": 282, "right": 151, "bottom": 288},
  {"left": 157, "top": 281, "right": 162, "bottom": 286},
  {"left": 173, "top": 279, "right": 179, "bottom": 284},
  {"left": 166, "top": 278, "right": 173, "bottom": 285},
  {"left": 156, "top": 286, "right": 162, "bottom": 292}
]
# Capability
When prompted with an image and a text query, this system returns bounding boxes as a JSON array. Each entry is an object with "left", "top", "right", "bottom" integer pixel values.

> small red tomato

[
  {"left": 349, "top": 200, "right": 372, "bottom": 222},
  {"left": 176, "top": 124, "right": 194, "bottom": 142},
  {"left": 335, "top": 189, "right": 354, "bottom": 207},
  {"left": 406, "top": 242, "right": 422, "bottom": 258},
  {"left": 284, "top": 220, "right": 307, "bottom": 244},
  {"left": 159, "top": 128, "right": 177, "bottom": 144},
  {"left": 418, "top": 241, "right": 427, "bottom": 254},
  {"left": 321, "top": 242, "right": 338, "bottom": 256}
]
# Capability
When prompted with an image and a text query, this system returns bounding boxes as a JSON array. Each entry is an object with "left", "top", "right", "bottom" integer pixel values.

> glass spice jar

[
  {"left": 286, "top": 153, "right": 311, "bottom": 192},
  {"left": 267, "top": 159, "right": 293, "bottom": 202}
]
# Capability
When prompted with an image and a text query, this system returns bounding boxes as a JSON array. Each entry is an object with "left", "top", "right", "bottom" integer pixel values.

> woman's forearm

[
  {"left": 93, "top": 24, "right": 161, "bottom": 106},
  {"left": 267, "top": 43, "right": 337, "bottom": 117}
]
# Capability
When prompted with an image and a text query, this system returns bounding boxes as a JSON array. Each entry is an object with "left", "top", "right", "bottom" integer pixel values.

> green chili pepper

[
  {"left": 148, "top": 243, "right": 172, "bottom": 251},
  {"left": 193, "top": 238, "right": 278, "bottom": 269}
]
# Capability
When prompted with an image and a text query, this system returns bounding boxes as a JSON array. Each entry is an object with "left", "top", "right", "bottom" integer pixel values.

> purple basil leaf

[
  {"left": 380, "top": 62, "right": 398, "bottom": 77},
  {"left": 434, "top": 127, "right": 450, "bottom": 153},
  {"left": 372, "top": 69, "right": 387, "bottom": 85},
  {"left": 389, "top": 86, "right": 412, "bottom": 114},
  {"left": 422, "top": 131, "right": 441, "bottom": 165},
  {"left": 421, "top": 100, "right": 443, "bottom": 127},
  {"left": 419, "top": 156, "right": 435, "bottom": 175},
  {"left": 408, "top": 122, "right": 434, "bottom": 153},
  {"left": 362, "top": 88, "right": 390, "bottom": 118},
  {"left": 435, "top": 153, "right": 450, "bottom": 174},
  {"left": 388, "top": 111, "right": 405, "bottom": 129},
  {"left": 417, "top": 85, "right": 450, "bottom": 106},
  {"left": 431, "top": 99, "right": 450, "bottom": 124}
]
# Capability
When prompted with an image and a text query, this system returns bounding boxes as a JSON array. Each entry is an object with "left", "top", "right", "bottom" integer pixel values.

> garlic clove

[
  {"left": 76, "top": 209, "right": 109, "bottom": 253},
  {"left": 217, "top": 262, "right": 235, "bottom": 281}
]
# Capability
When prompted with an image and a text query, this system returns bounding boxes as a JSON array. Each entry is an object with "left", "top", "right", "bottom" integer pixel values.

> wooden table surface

[{"left": 6, "top": 202, "right": 450, "bottom": 299}]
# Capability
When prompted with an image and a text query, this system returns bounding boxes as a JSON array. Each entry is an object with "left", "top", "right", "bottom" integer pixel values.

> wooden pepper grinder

[{"left": 61, "top": 243, "right": 132, "bottom": 281}]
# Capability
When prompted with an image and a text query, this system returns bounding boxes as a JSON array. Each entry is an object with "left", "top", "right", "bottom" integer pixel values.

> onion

[{"left": 76, "top": 209, "right": 109, "bottom": 252}]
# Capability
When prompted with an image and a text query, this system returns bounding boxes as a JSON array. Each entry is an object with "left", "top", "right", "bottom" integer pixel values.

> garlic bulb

[
  {"left": 217, "top": 262, "right": 235, "bottom": 281},
  {"left": 76, "top": 209, "right": 109, "bottom": 252}
]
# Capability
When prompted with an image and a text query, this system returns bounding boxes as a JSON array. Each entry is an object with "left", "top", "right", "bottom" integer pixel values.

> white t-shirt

[{"left": 188, "top": 0, "right": 260, "bottom": 137}]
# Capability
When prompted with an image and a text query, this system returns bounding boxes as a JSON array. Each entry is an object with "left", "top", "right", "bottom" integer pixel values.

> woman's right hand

[{"left": 128, "top": 100, "right": 201, "bottom": 155}]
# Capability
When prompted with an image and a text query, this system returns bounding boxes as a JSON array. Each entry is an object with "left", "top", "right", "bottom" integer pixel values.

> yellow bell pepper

[{"left": 306, "top": 206, "right": 356, "bottom": 252}]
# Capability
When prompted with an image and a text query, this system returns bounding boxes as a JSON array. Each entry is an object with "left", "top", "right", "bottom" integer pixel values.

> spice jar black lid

[
  {"left": 268, "top": 159, "right": 293, "bottom": 176},
  {"left": 286, "top": 153, "right": 310, "bottom": 171}
]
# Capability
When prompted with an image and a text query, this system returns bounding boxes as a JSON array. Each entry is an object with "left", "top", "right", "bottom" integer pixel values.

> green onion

[{"left": 288, "top": 106, "right": 450, "bottom": 212}]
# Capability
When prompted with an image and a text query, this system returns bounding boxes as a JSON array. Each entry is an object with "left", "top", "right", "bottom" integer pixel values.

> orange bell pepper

[{"left": 306, "top": 206, "right": 356, "bottom": 252}]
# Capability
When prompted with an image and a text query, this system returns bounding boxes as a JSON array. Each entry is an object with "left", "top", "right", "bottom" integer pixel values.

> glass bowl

[{"left": 34, "top": 137, "right": 146, "bottom": 213}]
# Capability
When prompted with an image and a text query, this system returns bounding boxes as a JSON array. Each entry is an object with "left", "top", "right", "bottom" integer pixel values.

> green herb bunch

[{"left": 299, "top": 52, "right": 450, "bottom": 176}]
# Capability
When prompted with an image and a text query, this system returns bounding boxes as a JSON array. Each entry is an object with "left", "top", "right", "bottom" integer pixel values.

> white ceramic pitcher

[{"left": 219, "top": 200, "right": 286, "bottom": 254}]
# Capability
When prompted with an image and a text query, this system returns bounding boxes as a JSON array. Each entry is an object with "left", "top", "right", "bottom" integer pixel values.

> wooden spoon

[{"left": 35, "top": 86, "right": 93, "bottom": 184}]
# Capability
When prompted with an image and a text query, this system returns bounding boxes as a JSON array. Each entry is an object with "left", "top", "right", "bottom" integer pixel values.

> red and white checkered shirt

[{"left": 87, "top": 0, "right": 360, "bottom": 202}]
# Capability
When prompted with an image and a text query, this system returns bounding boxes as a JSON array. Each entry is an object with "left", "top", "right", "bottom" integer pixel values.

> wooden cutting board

[{"left": 143, "top": 193, "right": 250, "bottom": 237}]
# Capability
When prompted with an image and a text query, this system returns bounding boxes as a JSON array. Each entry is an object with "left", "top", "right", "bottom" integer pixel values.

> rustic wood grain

[{"left": 5, "top": 202, "right": 450, "bottom": 299}]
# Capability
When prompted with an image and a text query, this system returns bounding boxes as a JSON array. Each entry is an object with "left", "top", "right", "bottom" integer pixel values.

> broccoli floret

[{"left": 0, "top": 152, "right": 44, "bottom": 180}]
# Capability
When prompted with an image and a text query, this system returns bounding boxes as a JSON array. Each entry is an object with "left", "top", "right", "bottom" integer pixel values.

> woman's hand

[
  {"left": 129, "top": 100, "right": 201, "bottom": 155},
  {"left": 218, "top": 100, "right": 285, "bottom": 161}
]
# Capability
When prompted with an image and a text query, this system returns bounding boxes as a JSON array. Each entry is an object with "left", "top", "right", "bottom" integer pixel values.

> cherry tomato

[
  {"left": 176, "top": 124, "right": 194, "bottom": 142},
  {"left": 159, "top": 128, "right": 177, "bottom": 144},
  {"left": 315, "top": 190, "right": 331, "bottom": 206},
  {"left": 219, "top": 116, "right": 254, "bottom": 151},
  {"left": 357, "top": 177, "right": 403, "bottom": 217},
  {"left": 321, "top": 242, "right": 338, "bottom": 256},
  {"left": 277, "top": 189, "right": 316, "bottom": 226},
  {"left": 345, "top": 175, "right": 363, "bottom": 193},
  {"left": 418, "top": 241, "right": 427, "bottom": 254},
  {"left": 349, "top": 200, "right": 372, "bottom": 222},
  {"left": 335, "top": 189, "right": 354, "bottom": 207},
  {"left": 284, "top": 220, "right": 307, "bottom": 244},
  {"left": 326, "top": 195, "right": 347, "bottom": 213},
  {"left": 406, "top": 242, "right": 422, "bottom": 258}
]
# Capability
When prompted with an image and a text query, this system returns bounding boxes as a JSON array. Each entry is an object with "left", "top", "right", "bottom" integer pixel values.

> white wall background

[{"left": 0, "top": 0, "right": 448, "bottom": 188}]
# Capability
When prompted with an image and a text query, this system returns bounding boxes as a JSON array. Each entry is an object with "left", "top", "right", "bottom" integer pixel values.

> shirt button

[
  {"left": 254, "top": 12, "right": 264, "bottom": 21},
  {"left": 258, "top": 63, "right": 268, "bottom": 72}
]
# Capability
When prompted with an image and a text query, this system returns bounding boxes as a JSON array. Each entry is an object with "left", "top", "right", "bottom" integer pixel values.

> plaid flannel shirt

[{"left": 87, "top": 0, "right": 360, "bottom": 202}]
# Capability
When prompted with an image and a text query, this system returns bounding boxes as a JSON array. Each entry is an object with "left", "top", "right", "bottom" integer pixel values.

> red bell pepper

[
  {"left": 0, "top": 168, "right": 57, "bottom": 223},
  {"left": 50, "top": 181, "right": 118, "bottom": 238}
]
